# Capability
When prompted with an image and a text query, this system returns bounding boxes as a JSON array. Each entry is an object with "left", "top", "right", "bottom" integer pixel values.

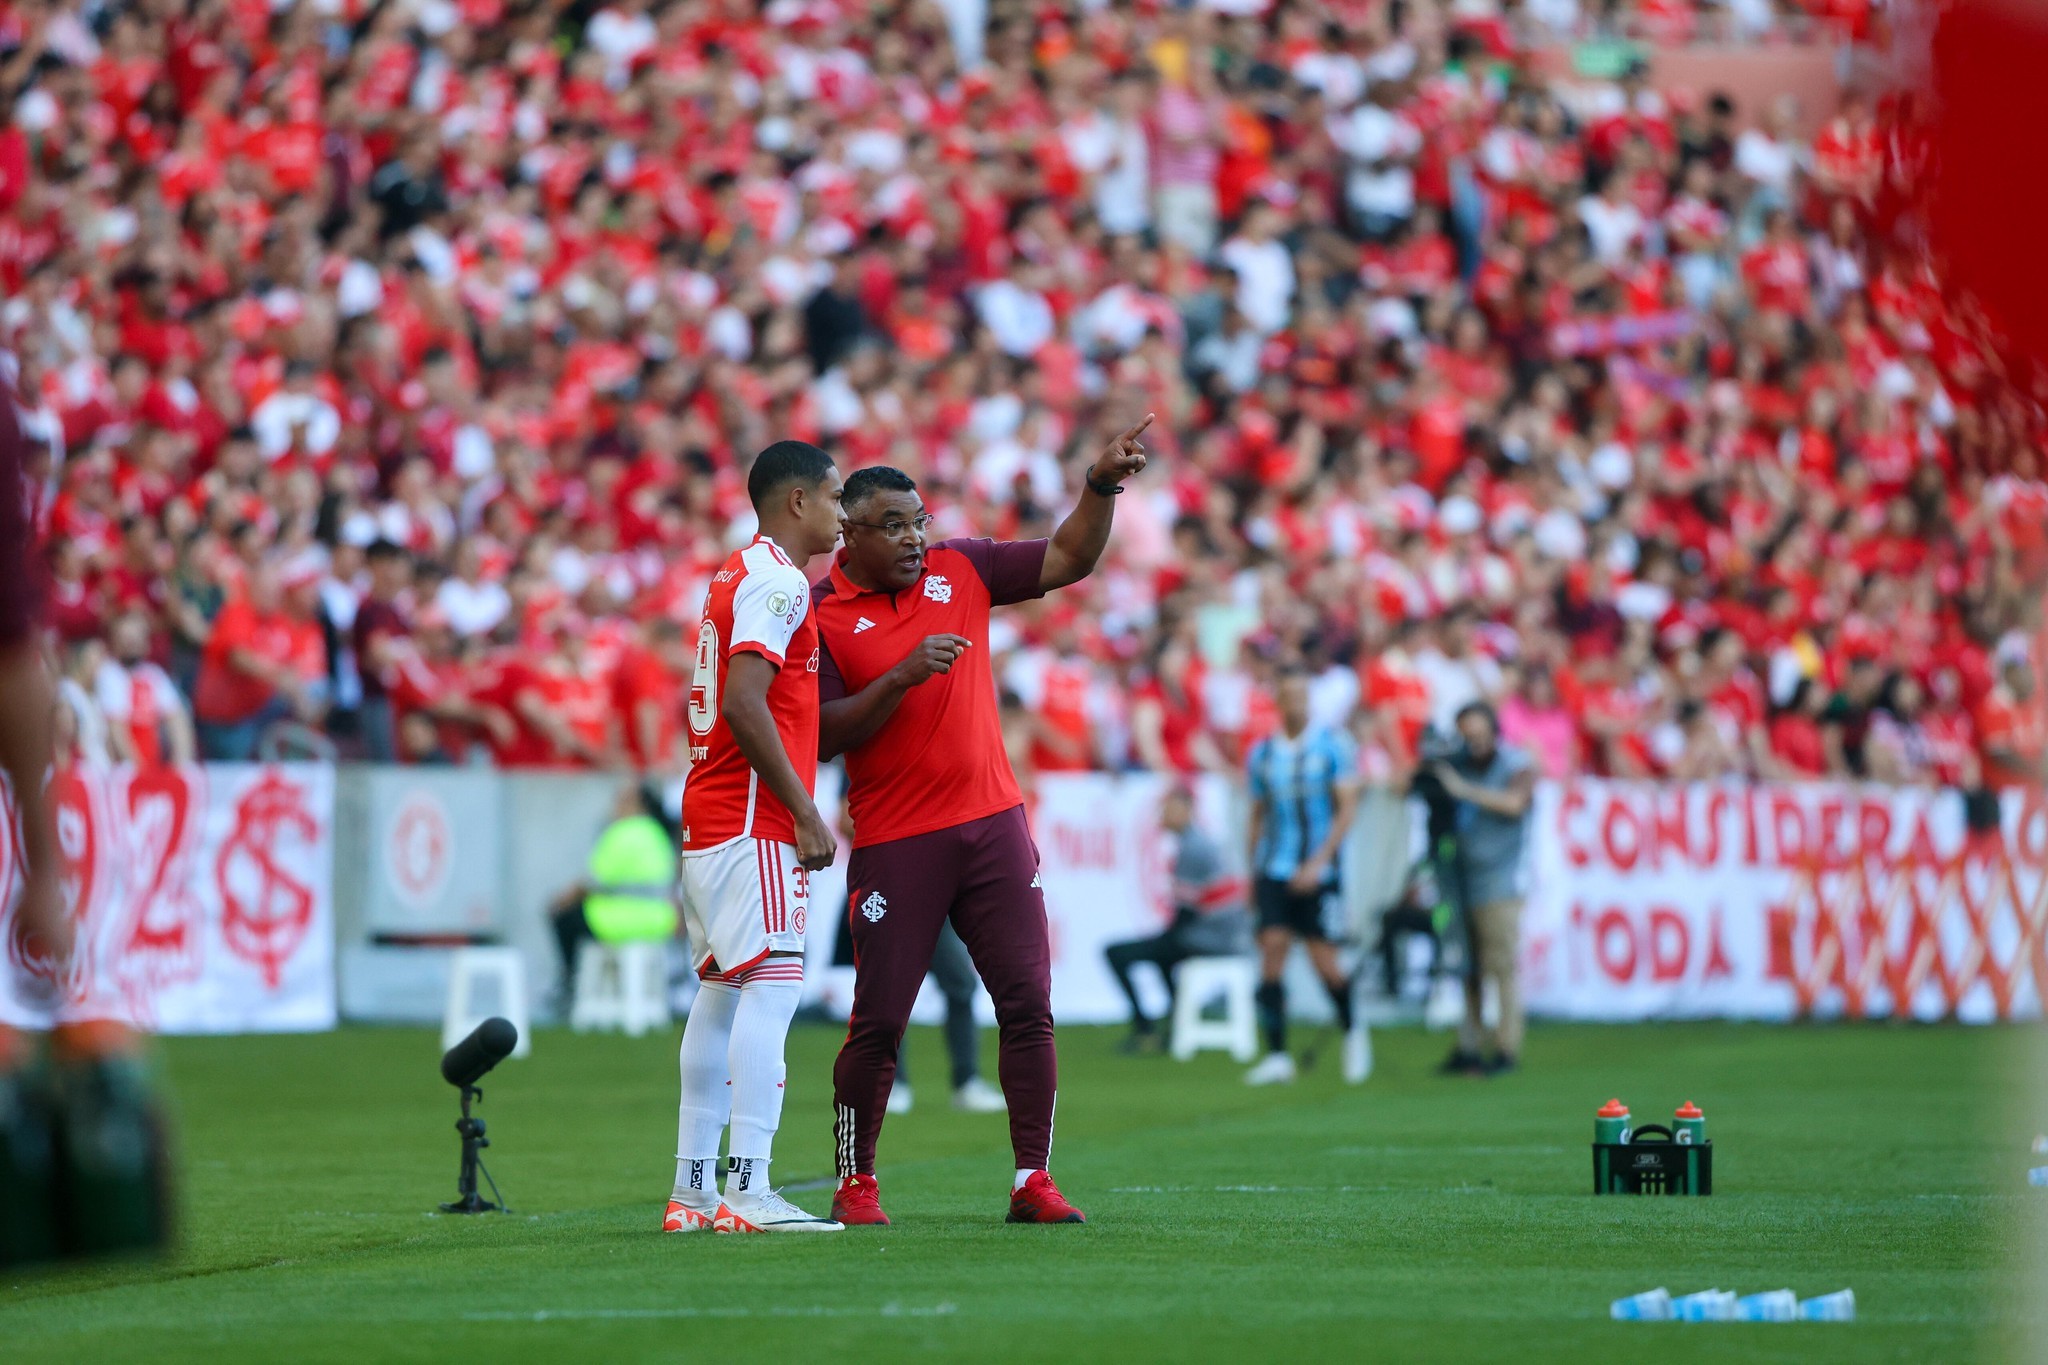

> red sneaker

[
  {"left": 831, "top": 1173, "right": 891, "bottom": 1226},
  {"left": 1007, "top": 1171, "right": 1085, "bottom": 1224}
]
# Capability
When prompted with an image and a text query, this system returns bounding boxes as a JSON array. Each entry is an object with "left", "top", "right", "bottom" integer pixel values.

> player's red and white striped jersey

[{"left": 681, "top": 535, "right": 819, "bottom": 851}]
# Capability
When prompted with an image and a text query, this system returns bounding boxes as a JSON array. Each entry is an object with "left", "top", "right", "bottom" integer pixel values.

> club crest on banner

[{"left": 216, "top": 771, "right": 321, "bottom": 991}]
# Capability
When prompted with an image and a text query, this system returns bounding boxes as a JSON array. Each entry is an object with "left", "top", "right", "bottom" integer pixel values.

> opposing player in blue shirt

[{"left": 1243, "top": 669, "right": 1368, "bottom": 1086}]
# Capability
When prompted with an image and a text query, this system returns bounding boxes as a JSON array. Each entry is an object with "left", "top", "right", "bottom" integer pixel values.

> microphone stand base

[{"left": 438, "top": 1195, "right": 503, "bottom": 1214}]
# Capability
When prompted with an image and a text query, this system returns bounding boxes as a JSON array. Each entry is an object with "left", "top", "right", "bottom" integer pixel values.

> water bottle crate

[{"left": 1593, "top": 1124, "right": 1712, "bottom": 1195}]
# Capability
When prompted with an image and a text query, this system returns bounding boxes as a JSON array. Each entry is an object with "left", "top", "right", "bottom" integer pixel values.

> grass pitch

[{"left": 1, "top": 1020, "right": 2040, "bottom": 1363}]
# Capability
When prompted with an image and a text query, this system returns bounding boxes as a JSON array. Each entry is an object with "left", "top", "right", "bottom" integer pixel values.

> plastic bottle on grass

[
  {"left": 1610, "top": 1287, "right": 1673, "bottom": 1321},
  {"left": 1673, "top": 1289, "right": 1736, "bottom": 1321},
  {"left": 1735, "top": 1290, "right": 1797, "bottom": 1322},
  {"left": 1797, "top": 1290, "right": 1856, "bottom": 1322}
]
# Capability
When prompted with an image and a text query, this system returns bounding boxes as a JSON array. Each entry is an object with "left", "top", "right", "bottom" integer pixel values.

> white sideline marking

[
  {"left": 464, "top": 1304, "right": 958, "bottom": 1323},
  {"left": 1111, "top": 1185, "right": 1394, "bottom": 1194},
  {"left": 1325, "top": 1145, "right": 1568, "bottom": 1157}
]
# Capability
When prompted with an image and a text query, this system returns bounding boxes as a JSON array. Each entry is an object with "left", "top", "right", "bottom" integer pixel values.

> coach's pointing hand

[
  {"left": 1087, "top": 413, "right": 1153, "bottom": 492},
  {"left": 891, "top": 634, "right": 972, "bottom": 687}
]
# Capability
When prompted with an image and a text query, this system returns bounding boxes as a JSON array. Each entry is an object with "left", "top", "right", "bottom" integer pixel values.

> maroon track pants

[{"left": 832, "top": 805, "right": 1055, "bottom": 1176}]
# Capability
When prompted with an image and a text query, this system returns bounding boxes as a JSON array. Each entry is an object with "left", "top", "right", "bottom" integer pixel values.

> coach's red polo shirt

[{"left": 815, "top": 537, "right": 1047, "bottom": 848}]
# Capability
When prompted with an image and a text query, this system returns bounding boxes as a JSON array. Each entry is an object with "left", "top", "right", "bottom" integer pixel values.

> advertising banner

[
  {"left": 2, "top": 764, "right": 336, "bottom": 1033},
  {"left": 1522, "top": 780, "right": 2048, "bottom": 1023},
  {"left": 362, "top": 767, "right": 502, "bottom": 937}
]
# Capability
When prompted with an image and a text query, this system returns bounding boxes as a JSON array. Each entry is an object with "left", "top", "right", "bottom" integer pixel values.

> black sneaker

[
  {"left": 1437, "top": 1048, "right": 1487, "bottom": 1076},
  {"left": 1484, "top": 1053, "right": 1519, "bottom": 1077}
]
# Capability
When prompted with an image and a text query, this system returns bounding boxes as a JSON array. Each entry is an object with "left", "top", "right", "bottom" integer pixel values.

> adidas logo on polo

[
  {"left": 1030, "top": 872, "right": 1043, "bottom": 888},
  {"left": 861, "top": 892, "right": 888, "bottom": 922},
  {"left": 854, "top": 617, "right": 876, "bottom": 633}
]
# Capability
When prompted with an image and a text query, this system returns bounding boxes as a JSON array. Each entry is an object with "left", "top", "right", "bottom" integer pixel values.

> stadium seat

[
  {"left": 441, "top": 946, "right": 532, "bottom": 1059},
  {"left": 1169, "top": 957, "right": 1260, "bottom": 1063},
  {"left": 569, "top": 942, "right": 671, "bottom": 1038}
]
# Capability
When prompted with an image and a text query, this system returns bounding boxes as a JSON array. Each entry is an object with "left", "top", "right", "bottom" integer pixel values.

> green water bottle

[
  {"left": 1595, "top": 1098, "right": 1631, "bottom": 1145},
  {"left": 1674, "top": 1101, "right": 1707, "bottom": 1145}
]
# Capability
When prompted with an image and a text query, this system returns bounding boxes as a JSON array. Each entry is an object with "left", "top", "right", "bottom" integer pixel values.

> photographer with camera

[{"left": 1427, "top": 702, "right": 1536, "bottom": 1077}]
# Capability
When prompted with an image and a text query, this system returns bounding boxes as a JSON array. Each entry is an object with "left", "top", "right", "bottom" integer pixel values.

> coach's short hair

[
  {"left": 842, "top": 465, "right": 918, "bottom": 516},
  {"left": 747, "top": 440, "right": 835, "bottom": 512}
]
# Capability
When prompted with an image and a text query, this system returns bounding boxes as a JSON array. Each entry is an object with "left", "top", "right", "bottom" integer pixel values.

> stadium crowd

[{"left": 6, "top": 0, "right": 2046, "bottom": 792}]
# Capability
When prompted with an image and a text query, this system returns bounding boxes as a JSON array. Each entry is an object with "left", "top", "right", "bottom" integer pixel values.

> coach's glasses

[{"left": 844, "top": 513, "right": 933, "bottom": 541}]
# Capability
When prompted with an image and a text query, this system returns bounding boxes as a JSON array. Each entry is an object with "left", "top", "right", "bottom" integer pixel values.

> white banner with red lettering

[
  {"left": 1524, "top": 780, "right": 2048, "bottom": 1022},
  {"left": 1032, "top": 774, "right": 1185, "bottom": 1022},
  {"left": 2, "top": 764, "right": 336, "bottom": 1033}
]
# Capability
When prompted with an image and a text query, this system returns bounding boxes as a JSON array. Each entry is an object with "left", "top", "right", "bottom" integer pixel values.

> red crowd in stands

[{"left": 6, "top": 0, "right": 2043, "bottom": 793}]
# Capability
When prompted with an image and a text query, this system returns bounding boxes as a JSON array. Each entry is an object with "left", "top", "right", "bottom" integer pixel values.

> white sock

[
  {"left": 674, "top": 979, "right": 739, "bottom": 1201},
  {"left": 725, "top": 1154, "right": 767, "bottom": 1198},
  {"left": 726, "top": 968, "right": 804, "bottom": 1166},
  {"left": 671, "top": 1157, "right": 717, "bottom": 1207},
  {"left": 1013, "top": 1168, "right": 1041, "bottom": 1191}
]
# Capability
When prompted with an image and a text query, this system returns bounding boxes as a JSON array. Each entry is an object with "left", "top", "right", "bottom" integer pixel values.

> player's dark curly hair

[
  {"left": 747, "top": 440, "right": 836, "bottom": 512},
  {"left": 841, "top": 465, "right": 918, "bottom": 516}
]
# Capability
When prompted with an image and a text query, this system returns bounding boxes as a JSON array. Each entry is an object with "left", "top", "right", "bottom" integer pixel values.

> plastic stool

[
  {"left": 1170, "top": 956, "right": 1259, "bottom": 1062},
  {"left": 570, "top": 941, "right": 672, "bottom": 1037},
  {"left": 442, "top": 946, "right": 532, "bottom": 1057}
]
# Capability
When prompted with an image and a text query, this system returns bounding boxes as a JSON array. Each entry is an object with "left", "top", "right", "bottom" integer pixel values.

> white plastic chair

[
  {"left": 569, "top": 941, "right": 672, "bottom": 1037},
  {"left": 1169, "top": 956, "right": 1260, "bottom": 1062},
  {"left": 442, "top": 946, "right": 533, "bottom": 1057}
]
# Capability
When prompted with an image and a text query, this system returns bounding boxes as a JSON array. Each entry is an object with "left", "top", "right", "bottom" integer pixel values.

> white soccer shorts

[{"left": 678, "top": 837, "right": 810, "bottom": 980}]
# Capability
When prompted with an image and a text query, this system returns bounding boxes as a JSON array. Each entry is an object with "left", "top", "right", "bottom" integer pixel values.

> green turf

[{"left": 1, "top": 1021, "right": 2041, "bottom": 1363}]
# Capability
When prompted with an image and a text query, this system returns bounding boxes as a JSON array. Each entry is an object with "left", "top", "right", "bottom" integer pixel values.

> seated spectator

[
  {"left": 1102, "top": 785, "right": 1248, "bottom": 1052},
  {"left": 1664, "top": 699, "right": 1743, "bottom": 780},
  {"left": 55, "top": 638, "right": 114, "bottom": 768},
  {"left": 1498, "top": 666, "right": 1577, "bottom": 780},
  {"left": 192, "top": 564, "right": 328, "bottom": 762},
  {"left": 1866, "top": 673, "right": 1938, "bottom": 786},
  {"left": 1769, "top": 678, "right": 1830, "bottom": 779},
  {"left": 1414, "top": 609, "right": 1504, "bottom": 738},
  {"left": 1921, "top": 668, "right": 1982, "bottom": 790},
  {"left": 93, "top": 610, "right": 195, "bottom": 768},
  {"left": 1977, "top": 658, "right": 2046, "bottom": 790},
  {"left": 614, "top": 617, "right": 691, "bottom": 775},
  {"left": 1820, "top": 656, "right": 1886, "bottom": 777},
  {"left": 352, "top": 541, "right": 414, "bottom": 763},
  {"left": 1130, "top": 634, "right": 1222, "bottom": 775},
  {"left": 509, "top": 616, "right": 621, "bottom": 769},
  {"left": 434, "top": 540, "right": 511, "bottom": 640},
  {"left": 388, "top": 611, "right": 514, "bottom": 765}
]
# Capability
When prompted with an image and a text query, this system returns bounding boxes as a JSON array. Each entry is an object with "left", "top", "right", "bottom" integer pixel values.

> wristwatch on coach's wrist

[{"left": 1084, "top": 466, "right": 1124, "bottom": 497}]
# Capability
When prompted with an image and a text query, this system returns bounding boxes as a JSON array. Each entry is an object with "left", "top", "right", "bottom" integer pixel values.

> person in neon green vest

[{"left": 550, "top": 784, "right": 679, "bottom": 1008}]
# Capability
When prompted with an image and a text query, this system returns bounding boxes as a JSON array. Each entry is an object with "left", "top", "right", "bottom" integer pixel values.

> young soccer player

[
  {"left": 663, "top": 441, "right": 844, "bottom": 1235},
  {"left": 815, "top": 416, "right": 1152, "bottom": 1227}
]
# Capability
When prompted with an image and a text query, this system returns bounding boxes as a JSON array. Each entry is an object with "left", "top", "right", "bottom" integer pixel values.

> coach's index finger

[{"left": 1117, "top": 413, "right": 1156, "bottom": 446}]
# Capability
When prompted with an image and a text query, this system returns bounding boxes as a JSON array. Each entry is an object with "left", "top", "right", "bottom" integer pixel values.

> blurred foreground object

[
  {"left": 0, "top": 383, "right": 173, "bottom": 1267},
  {"left": 0, "top": 1023, "right": 174, "bottom": 1267},
  {"left": 1923, "top": 0, "right": 2048, "bottom": 378}
]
